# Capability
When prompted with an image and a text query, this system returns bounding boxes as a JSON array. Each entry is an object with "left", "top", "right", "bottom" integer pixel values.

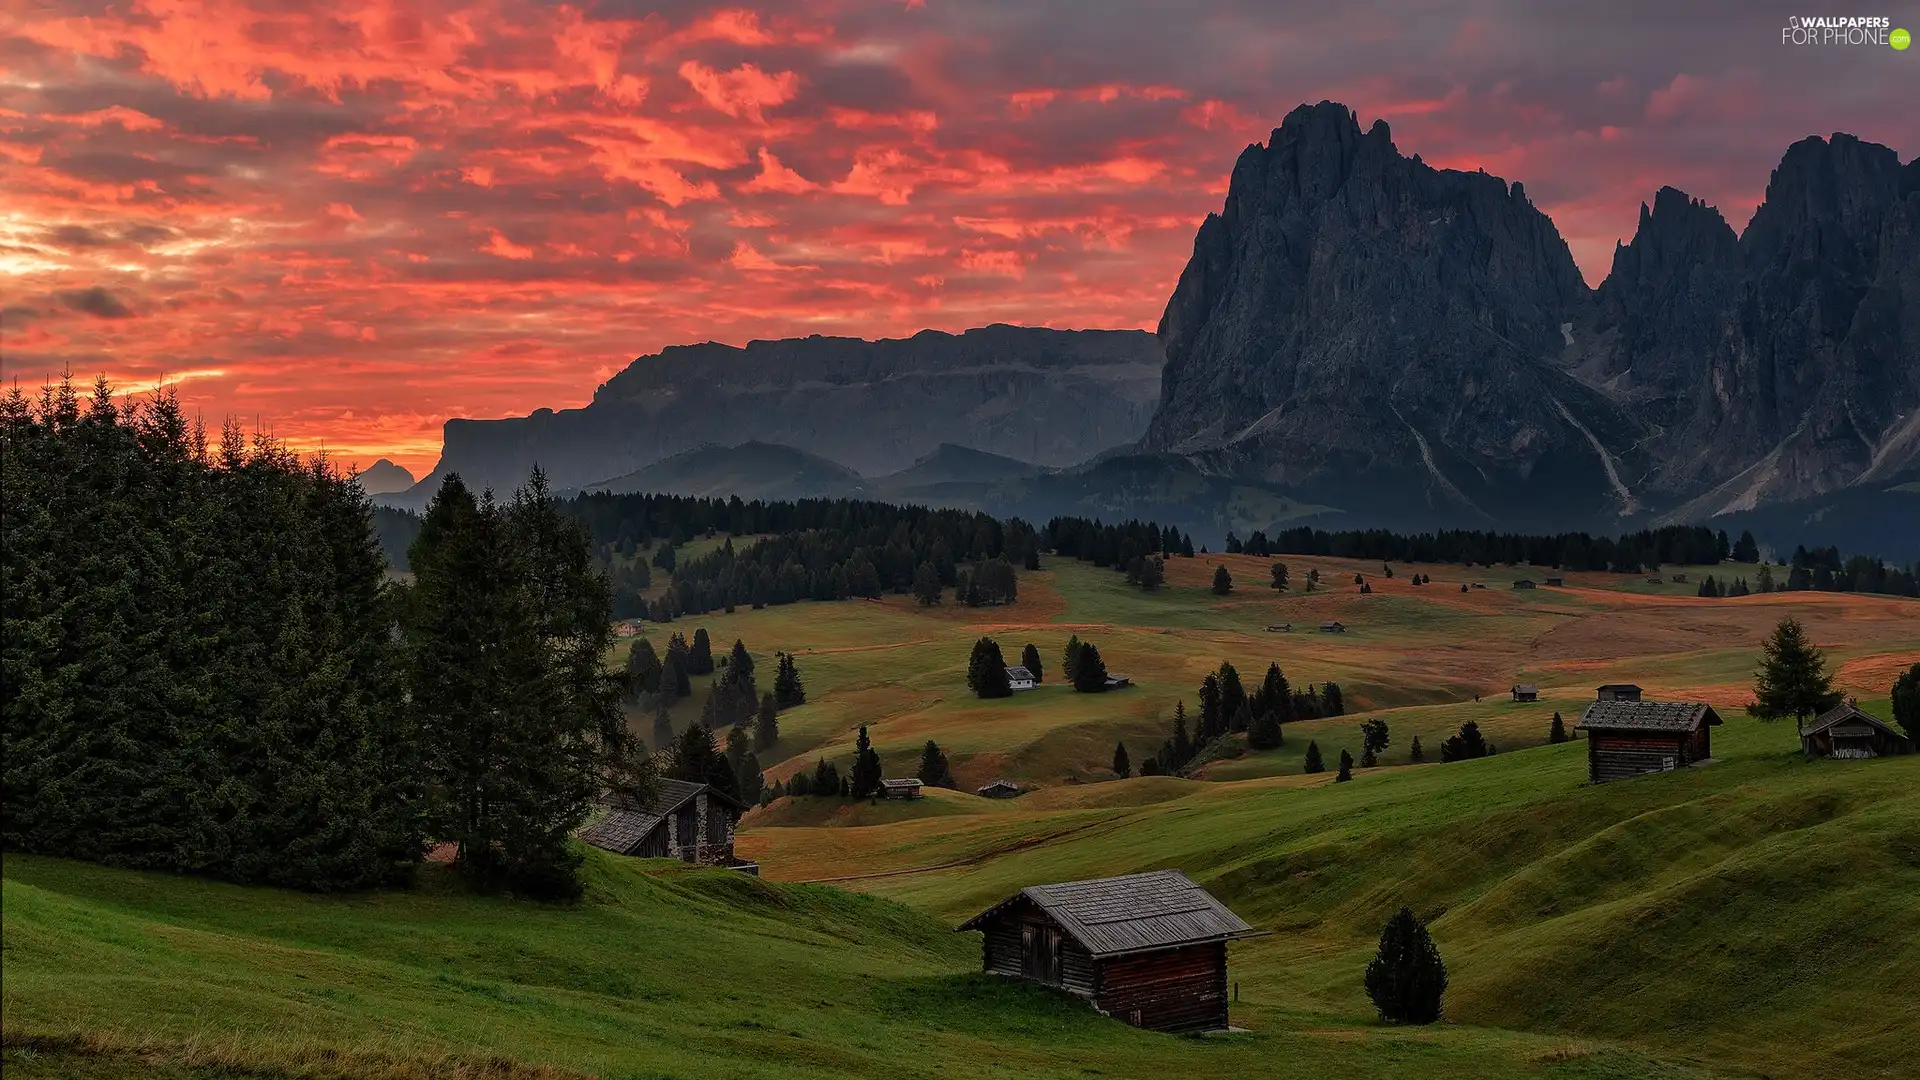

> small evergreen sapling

[
  {"left": 1549, "top": 711, "right": 1569, "bottom": 744},
  {"left": 1212, "top": 565, "right": 1233, "bottom": 595},
  {"left": 1304, "top": 741, "right": 1325, "bottom": 774},
  {"left": 1112, "top": 742, "right": 1131, "bottom": 778},
  {"left": 1409, "top": 735, "right": 1424, "bottom": 763},
  {"left": 1364, "top": 907, "right": 1447, "bottom": 1024},
  {"left": 1336, "top": 749, "right": 1354, "bottom": 782}
]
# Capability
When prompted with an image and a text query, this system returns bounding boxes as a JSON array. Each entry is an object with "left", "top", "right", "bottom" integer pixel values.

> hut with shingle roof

[
  {"left": 1575, "top": 700, "right": 1722, "bottom": 784},
  {"left": 578, "top": 779, "right": 749, "bottom": 869},
  {"left": 957, "top": 870, "right": 1261, "bottom": 1032}
]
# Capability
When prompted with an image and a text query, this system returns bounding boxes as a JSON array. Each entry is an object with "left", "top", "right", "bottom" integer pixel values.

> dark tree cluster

[
  {"left": 564, "top": 492, "right": 1043, "bottom": 619},
  {"left": 1062, "top": 635, "right": 1110, "bottom": 693},
  {"left": 2, "top": 380, "right": 647, "bottom": 899},
  {"left": 1774, "top": 545, "right": 1919, "bottom": 597},
  {"left": 955, "top": 556, "right": 1020, "bottom": 607},
  {"left": 1223, "top": 529, "right": 1277, "bottom": 557},
  {"left": 1273, "top": 525, "right": 1730, "bottom": 575},
  {"left": 1045, "top": 517, "right": 1194, "bottom": 568},
  {"left": 917, "top": 740, "right": 956, "bottom": 788},
  {"left": 1439, "top": 721, "right": 1496, "bottom": 762}
]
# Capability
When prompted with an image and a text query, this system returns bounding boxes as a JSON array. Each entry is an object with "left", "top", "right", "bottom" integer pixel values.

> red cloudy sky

[{"left": 2, "top": 1, "right": 1912, "bottom": 476}]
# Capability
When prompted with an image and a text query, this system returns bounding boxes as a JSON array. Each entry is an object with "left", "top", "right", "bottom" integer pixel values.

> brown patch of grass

[{"left": 1, "top": 1029, "right": 591, "bottom": 1080}]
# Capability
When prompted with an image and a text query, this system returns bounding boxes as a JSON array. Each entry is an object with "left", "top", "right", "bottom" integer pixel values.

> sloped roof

[
  {"left": 1513, "top": 684, "right": 1540, "bottom": 695},
  {"left": 577, "top": 779, "right": 742, "bottom": 854},
  {"left": 1005, "top": 665, "right": 1034, "bottom": 680},
  {"left": 957, "top": 870, "right": 1257, "bottom": 958},
  {"left": 1576, "top": 700, "right": 1721, "bottom": 733},
  {"left": 1597, "top": 683, "right": 1642, "bottom": 692},
  {"left": 880, "top": 777, "right": 923, "bottom": 789},
  {"left": 1800, "top": 703, "right": 1903, "bottom": 739}
]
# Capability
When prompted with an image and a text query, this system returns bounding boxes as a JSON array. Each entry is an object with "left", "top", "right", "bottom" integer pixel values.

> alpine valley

[{"left": 383, "top": 102, "right": 1919, "bottom": 558}]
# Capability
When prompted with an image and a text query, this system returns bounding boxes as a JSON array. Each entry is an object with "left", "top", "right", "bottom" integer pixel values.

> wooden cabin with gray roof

[
  {"left": 1575, "top": 698, "right": 1722, "bottom": 784},
  {"left": 578, "top": 779, "right": 752, "bottom": 872},
  {"left": 957, "top": 870, "right": 1261, "bottom": 1032}
]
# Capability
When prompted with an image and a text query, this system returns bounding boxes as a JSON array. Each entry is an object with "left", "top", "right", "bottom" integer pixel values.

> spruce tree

[
  {"left": 1062, "top": 634, "right": 1084, "bottom": 683},
  {"left": 1440, "top": 721, "right": 1491, "bottom": 762},
  {"left": 1112, "top": 742, "right": 1131, "bottom": 778},
  {"left": 1271, "top": 561, "right": 1289, "bottom": 590},
  {"left": 663, "top": 634, "right": 692, "bottom": 696},
  {"left": 1021, "top": 642, "right": 1044, "bottom": 683},
  {"left": 917, "top": 740, "right": 955, "bottom": 788},
  {"left": 1304, "top": 741, "right": 1325, "bottom": 773},
  {"left": 850, "top": 725, "right": 883, "bottom": 798},
  {"left": 968, "top": 637, "right": 1012, "bottom": 698},
  {"left": 1549, "top": 711, "right": 1569, "bottom": 743},
  {"left": 1248, "top": 710, "right": 1283, "bottom": 751},
  {"left": 1322, "top": 682, "right": 1346, "bottom": 716},
  {"left": 754, "top": 693, "right": 780, "bottom": 750},
  {"left": 1336, "top": 749, "right": 1354, "bottom": 781},
  {"left": 626, "top": 637, "right": 663, "bottom": 696},
  {"left": 652, "top": 700, "right": 675, "bottom": 754},
  {"left": 773, "top": 652, "right": 806, "bottom": 708},
  {"left": 1212, "top": 565, "right": 1233, "bottom": 595},
  {"left": 726, "top": 638, "right": 755, "bottom": 687},
  {"left": 1359, "top": 719, "right": 1389, "bottom": 765},
  {"left": 1199, "top": 674, "right": 1223, "bottom": 741},
  {"left": 1409, "top": 736, "right": 1424, "bottom": 763},
  {"left": 1364, "top": 907, "right": 1447, "bottom": 1024},
  {"left": 1071, "top": 642, "right": 1109, "bottom": 693},
  {"left": 1171, "top": 708, "right": 1193, "bottom": 767},
  {"left": 1217, "top": 662, "right": 1246, "bottom": 728},
  {"left": 1748, "top": 616, "right": 1842, "bottom": 723},
  {"left": 913, "top": 561, "right": 943, "bottom": 606},
  {"left": 1894, "top": 663, "right": 1920, "bottom": 743},
  {"left": 688, "top": 627, "right": 715, "bottom": 675},
  {"left": 1258, "top": 663, "right": 1292, "bottom": 722}
]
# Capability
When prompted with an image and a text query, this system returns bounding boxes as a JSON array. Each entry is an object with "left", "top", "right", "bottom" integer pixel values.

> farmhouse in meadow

[
  {"left": 1544, "top": 576, "right": 1566, "bottom": 587},
  {"left": 879, "top": 778, "right": 925, "bottom": 799},
  {"left": 1596, "top": 683, "right": 1643, "bottom": 702},
  {"left": 1319, "top": 621, "right": 1346, "bottom": 633},
  {"left": 1799, "top": 703, "right": 1911, "bottom": 759},
  {"left": 1006, "top": 665, "right": 1037, "bottom": 691},
  {"left": 1511, "top": 683, "right": 1540, "bottom": 703},
  {"left": 977, "top": 779, "right": 1022, "bottom": 799},
  {"left": 1512, "top": 579, "right": 1536, "bottom": 590},
  {"left": 958, "top": 870, "right": 1261, "bottom": 1032},
  {"left": 579, "top": 779, "right": 752, "bottom": 871},
  {"left": 1575, "top": 699, "right": 1722, "bottom": 784}
]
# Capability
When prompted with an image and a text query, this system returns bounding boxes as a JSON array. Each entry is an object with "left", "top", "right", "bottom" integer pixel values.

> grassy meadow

[{"left": 5, "top": 548, "right": 1917, "bottom": 1079}]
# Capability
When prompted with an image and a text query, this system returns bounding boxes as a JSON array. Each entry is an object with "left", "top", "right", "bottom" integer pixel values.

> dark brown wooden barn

[
  {"left": 577, "top": 779, "right": 750, "bottom": 869},
  {"left": 957, "top": 870, "right": 1260, "bottom": 1032},
  {"left": 1575, "top": 700, "right": 1722, "bottom": 784},
  {"left": 1799, "top": 703, "right": 1911, "bottom": 759}
]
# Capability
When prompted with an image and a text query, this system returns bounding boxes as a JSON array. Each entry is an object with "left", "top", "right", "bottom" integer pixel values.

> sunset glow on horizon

[{"left": 3, "top": 1, "right": 1911, "bottom": 478}]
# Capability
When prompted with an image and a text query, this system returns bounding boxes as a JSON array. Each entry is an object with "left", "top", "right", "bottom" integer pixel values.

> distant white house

[{"left": 1005, "top": 665, "right": 1036, "bottom": 691}]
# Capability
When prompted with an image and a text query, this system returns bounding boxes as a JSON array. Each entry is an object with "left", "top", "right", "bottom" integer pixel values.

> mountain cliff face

[
  {"left": 1144, "top": 101, "right": 1918, "bottom": 525},
  {"left": 1143, "top": 102, "right": 1645, "bottom": 523},
  {"left": 398, "top": 325, "right": 1161, "bottom": 505}
]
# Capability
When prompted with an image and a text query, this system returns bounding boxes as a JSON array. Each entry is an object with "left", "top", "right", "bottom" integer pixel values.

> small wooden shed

[
  {"left": 1511, "top": 683, "right": 1540, "bottom": 703},
  {"left": 958, "top": 870, "right": 1260, "bottom": 1032},
  {"left": 879, "top": 778, "right": 925, "bottom": 799},
  {"left": 1595, "top": 684, "right": 1643, "bottom": 702},
  {"left": 1544, "top": 576, "right": 1566, "bottom": 587},
  {"left": 1512, "top": 579, "right": 1536, "bottom": 590},
  {"left": 977, "top": 779, "right": 1022, "bottom": 799},
  {"left": 1799, "top": 704, "right": 1910, "bottom": 759},
  {"left": 1575, "top": 700, "right": 1722, "bottom": 784},
  {"left": 1319, "top": 621, "right": 1346, "bottom": 633},
  {"left": 578, "top": 779, "right": 749, "bottom": 868},
  {"left": 1005, "top": 665, "right": 1037, "bottom": 691}
]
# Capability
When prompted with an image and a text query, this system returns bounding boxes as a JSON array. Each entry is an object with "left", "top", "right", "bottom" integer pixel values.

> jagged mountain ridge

[
  {"left": 391, "top": 325, "right": 1162, "bottom": 509},
  {"left": 1143, "top": 101, "right": 1918, "bottom": 524}
]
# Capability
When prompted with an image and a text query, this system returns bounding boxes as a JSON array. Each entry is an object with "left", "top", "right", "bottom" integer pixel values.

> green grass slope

[{"left": 7, "top": 845, "right": 1747, "bottom": 1080}]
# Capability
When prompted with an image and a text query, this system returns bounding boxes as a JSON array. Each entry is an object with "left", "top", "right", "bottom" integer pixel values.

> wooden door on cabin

[{"left": 1021, "top": 922, "right": 1062, "bottom": 985}]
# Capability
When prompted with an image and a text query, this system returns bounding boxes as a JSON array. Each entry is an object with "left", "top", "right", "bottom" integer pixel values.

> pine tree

[
  {"left": 725, "top": 638, "right": 755, "bottom": 687},
  {"left": 850, "top": 725, "right": 883, "bottom": 798},
  {"left": 1322, "top": 682, "right": 1346, "bottom": 717},
  {"left": 736, "top": 751, "right": 764, "bottom": 805},
  {"left": 1733, "top": 530, "right": 1760, "bottom": 563},
  {"left": 626, "top": 637, "right": 664, "bottom": 697},
  {"left": 917, "top": 740, "right": 955, "bottom": 788},
  {"left": 1360, "top": 718, "right": 1390, "bottom": 764},
  {"left": 1748, "top": 616, "right": 1842, "bottom": 723},
  {"left": 1171, "top": 708, "right": 1193, "bottom": 767},
  {"left": 1112, "top": 741, "right": 1131, "bottom": 778},
  {"left": 688, "top": 627, "right": 715, "bottom": 675},
  {"left": 1198, "top": 674, "right": 1223, "bottom": 741},
  {"left": 1304, "top": 741, "right": 1325, "bottom": 774},
  {"left": 652, "top": 700, "right": 674, "bottom": 754},
  {"left": 1248, "top": 710, "right": 1283, "bottom": 751},
  {"left": 968, "top": 637, "right": 1012, "bottom": 698},
  {"left": 663, "top": 634, "right": 692, "bottom": 696},
  {"left": 1364, "top": 907, "right": 1447, "bottom": 1024},
  {"left": 1895, "top": 664, "right": 1920, "bottom": 744},
  {"left": 1549, "top": 711, "right": 1569, "bottom": 743},
  {"left": 1021, "top": 642, "right": 1044, "bottom": 683},
  {"left": 1071, "top": 642, "right": 1108, "bottom": 693},
  {"left": 913, "top": 561, "right": 942, "bottom": 606},
  {"left": 1134, "top": 555, "right": 1165, "bottom": 590},
  {"left": 1062, "top": 634, "right": 1085, "bottom": 684},
  {"left": 1258, "top": 663, "right": 1292, "bottom": 723},
  {"left": 1271, "top": 561, "right": 1289, "bottom": 590},
  {"left": 753, "top": 693, "right": 780, "bottom": 750},
  {"left": 1409, "top": 736, "right": 1424, "bottom": 763},
  {"left": 1212, "top": 565, "right": 1233, "bottom": 595},
  {"left": 773, "top": 652, "right": 806, "bottom": 708},
  {"left": 672, "top": 722, "right": 738, "bottom": 802},
  {"left": 1440, "top": 721, "right": 1491, "bottom": 762},
  {"left": 1217, "top": 662, "right": 1247, "bottom": 727},
  {"left": 1336, "top": 749, "right": 1354, "bottom": 781}
]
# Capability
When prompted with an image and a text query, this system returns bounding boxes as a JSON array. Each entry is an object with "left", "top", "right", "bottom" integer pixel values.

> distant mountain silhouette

[
  {"left": 580, "top": 441, "right": 867, "bottom": 502},
  {"left": 355, "top": 458, "right": 415, "bottom": 495}
]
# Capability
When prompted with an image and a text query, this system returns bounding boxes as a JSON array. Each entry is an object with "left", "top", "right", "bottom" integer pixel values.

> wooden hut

[
  {"left": 1512, "top": 579, "right": 1536, "bottom": 590},
  {"left": 1799, "top": 704, "right": 1911, "bottom": 759},
  {"left": 1544, "top": 576, "right": 1566, "bottom": 587},
  {"left": 1005, "top": 665, "right": 1037, "bottom": 691},
  {"left": 1595, "top": 683, "right": 1643, "bottom": 702},
  {"left": 957, "top": 870, "right": 1261, "bottom": 1032},
  {"left": 879, "top": 778, "right": 925, "bottom": 799},
  {"left": 976, "top": 779, "right": 1022, "bottom": 799},
  {"left": 1104, "top": 674, "right": 1132, "bottom": 690},
  {"left": 1511, "top": 683, "right": 1540, "bottom": 703},
  {"left": 1318, "top": 621, "right": 1346, "bottom": 633},
  {"left": 578, "top": 779, "right": 752, "bottom": 870},
  {"left": 1575, "top": 700, "right": 1722, "bottom": 784}
]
